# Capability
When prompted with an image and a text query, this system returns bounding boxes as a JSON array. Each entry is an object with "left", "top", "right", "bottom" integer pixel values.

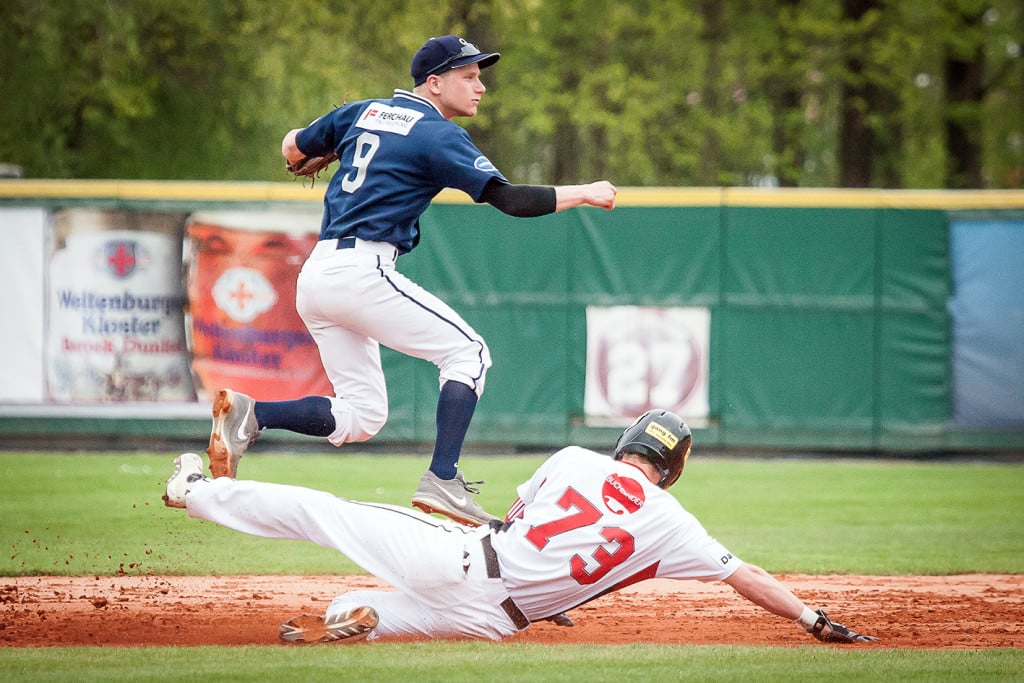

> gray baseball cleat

[
  {"left": 411, "top": 471, "right": 500, "bottom": 527},
  {"left": 547, "top": 612, "right": 575, "bottom": 627},
  {"left": 163, "top": 453, "right": 207, "bottom": 508},
  {"left": 278, "top": 607, "right": 379, "bottom": 644},
  {"left": 206, "top": 388, "right": 259, "bottom": 479}
]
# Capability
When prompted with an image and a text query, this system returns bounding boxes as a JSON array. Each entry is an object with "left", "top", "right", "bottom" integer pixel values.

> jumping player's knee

[
  {"left": 348, "top": 411, "right": 387, "bottom": 443},
  {"left": 327, "top": 399, "right": 388, "bottom": 445},
  {"left": 439, "top": 368, "right": 488, "bottom": 398},
  {"left": 439, "top": 345, "right": 491, "bottom": 399},
  {"left": 356, "top": 409, "right": 388, "bottom": 440}
]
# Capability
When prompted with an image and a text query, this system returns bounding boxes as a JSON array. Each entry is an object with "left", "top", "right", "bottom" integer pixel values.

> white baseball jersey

[{"left": 491, "top": 446, "right": 743, "bottom": 620}]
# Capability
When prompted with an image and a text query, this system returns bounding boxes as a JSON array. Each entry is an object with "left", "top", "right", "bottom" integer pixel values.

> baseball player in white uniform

[{"left": 165, "top": 409, "right": 878, "bottom": 644}]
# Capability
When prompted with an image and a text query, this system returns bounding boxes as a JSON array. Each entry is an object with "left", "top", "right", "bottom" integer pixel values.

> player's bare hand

[
  {"left": 554, "top": 181, "right": 617, "bottom": 212},
  {"left": 586, "top": 181, "right": 617, "bottom": 210}
]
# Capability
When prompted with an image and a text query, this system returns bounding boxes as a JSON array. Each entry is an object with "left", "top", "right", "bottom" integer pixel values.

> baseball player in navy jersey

[
  {"left": 204, "top": 35, "right": 617, "bottom": 527},
  {"left": 166, "top": 409, "right": 878, "bottom": 645}
]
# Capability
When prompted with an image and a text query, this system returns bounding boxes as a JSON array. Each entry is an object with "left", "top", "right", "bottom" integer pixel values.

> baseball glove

[
  {"left": 809, "top": 609, "right": 879, "bottom": 644},
  {"left": 286, "top": 151, "right": 338, "bottom": 185}
]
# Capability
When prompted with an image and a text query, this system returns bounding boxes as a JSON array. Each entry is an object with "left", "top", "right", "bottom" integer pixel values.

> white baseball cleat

[
  {"left": 206, "top": 388, "right": 259, "bottom": 479},
  {"left": 411, "top": 471, "right": 500, "bottom": 527},
  {"left": 278, "top": 607, "right": 379, "bottom": 644},
  {"left": 163, "top": 453, "right": 206, "bottom": 508}
]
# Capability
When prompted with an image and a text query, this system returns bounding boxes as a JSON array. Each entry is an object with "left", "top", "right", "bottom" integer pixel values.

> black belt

[
  {"left": 480, "top": 534, "right": 530, "bottom": 630},
  {"left": 335, "top": 236, "right": 357, "bottom": 249}
]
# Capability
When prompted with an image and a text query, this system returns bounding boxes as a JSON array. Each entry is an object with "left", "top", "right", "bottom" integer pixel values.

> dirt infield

[{"left": 2, "top": 574, "right": 1021, "bottom": 649}]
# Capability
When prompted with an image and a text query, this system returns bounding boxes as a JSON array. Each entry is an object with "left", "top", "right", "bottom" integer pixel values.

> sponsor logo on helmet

[
  {"left": 644, "top": 421, "right": 679, "bottom": 449},
  {"left": 602, "top": 474, "right": 645, "bottom": 514}
]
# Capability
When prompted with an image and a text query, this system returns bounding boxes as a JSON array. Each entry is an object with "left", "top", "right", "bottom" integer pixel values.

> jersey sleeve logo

[
  {"left": 473, "top": 156, "right": 498, "bottom": 173},
  {"left": 601, "top": 474, "right": 645, "bottom": 515},
  {"left": 356, "top": 104, "right": 424, "bottom": 136}
]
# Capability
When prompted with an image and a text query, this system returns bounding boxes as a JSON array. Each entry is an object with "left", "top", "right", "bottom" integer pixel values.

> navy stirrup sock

[
  {"left": 254, "top": 397, "right": 335, "bottom": 437},
  {"left": 430, "top": 381, "right": 478, "bottom": 480}
]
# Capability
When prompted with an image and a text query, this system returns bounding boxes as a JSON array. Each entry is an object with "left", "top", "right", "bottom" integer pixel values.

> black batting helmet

[{"left": 613, "top": 409, "right": 692, "bottom": 489}]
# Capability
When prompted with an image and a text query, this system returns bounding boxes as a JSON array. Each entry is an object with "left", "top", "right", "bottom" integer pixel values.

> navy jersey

[{"left": 296, "top": 89, "right": 508, "bottom": 253}]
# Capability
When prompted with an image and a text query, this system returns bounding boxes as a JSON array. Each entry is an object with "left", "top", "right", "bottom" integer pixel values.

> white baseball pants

[
  {"left": 296, "top": 238, "right": 491, "bottom": 445},
  {"left": 185, "top": 476, "right": 520, "bottom": 641}
]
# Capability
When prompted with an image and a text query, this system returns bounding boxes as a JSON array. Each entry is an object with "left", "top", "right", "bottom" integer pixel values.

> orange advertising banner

[{"left": 185, "top": 212, "right": 331, "bottom": 401}]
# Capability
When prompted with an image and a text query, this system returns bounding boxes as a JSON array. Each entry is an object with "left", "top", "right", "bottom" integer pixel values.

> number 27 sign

[{"left": 584, "top": 306, "right": 709, "bottom": 424}]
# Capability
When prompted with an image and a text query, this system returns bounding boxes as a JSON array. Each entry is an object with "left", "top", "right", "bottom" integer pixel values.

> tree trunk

[
  {"left": 769, "top": 0, "right": 805, "bottom": 187},
  {"left": 839, "top": 0, "right": 875, "bottom": 187},
  {"left": 699, "top": 0, "right": 724, "bottom": 185},
  {"left": 943, "top": 10, "right": 986, "bottom": 188}
]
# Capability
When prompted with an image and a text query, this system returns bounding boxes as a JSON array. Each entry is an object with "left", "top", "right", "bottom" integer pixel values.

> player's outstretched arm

[
  {"left": 722, "top": 563, "right": 879, "bottom": 644},
  {"left": 479, "top": 179, "right": 616, "bottom": 217},
  {"left": 723, "top": 563, "right": 806, "bottom": 620},
  {"left": 554, "top": 181, "right": 617, "bottom": 211}
]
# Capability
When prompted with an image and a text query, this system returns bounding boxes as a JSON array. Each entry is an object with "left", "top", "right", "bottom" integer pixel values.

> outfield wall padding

[{"left": 1, "top": 181, "right": 1021, "bottom": 452}]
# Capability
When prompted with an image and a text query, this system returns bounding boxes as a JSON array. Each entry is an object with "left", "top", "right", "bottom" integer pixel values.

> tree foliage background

[{"left": 1, "top": 0, "right": 1021, "bottom": 188}]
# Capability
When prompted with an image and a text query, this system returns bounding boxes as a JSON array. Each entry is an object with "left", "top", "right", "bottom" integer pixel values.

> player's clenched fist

[
  {"left": 555, "top": 181, "right": 618, "bottom": 211},
  {"left": 586, "top": 181, "right": 617, "bottom": 210}
]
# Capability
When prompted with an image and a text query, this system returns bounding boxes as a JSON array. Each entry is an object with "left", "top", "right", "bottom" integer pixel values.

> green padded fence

[
  {"left": 385, "top": 202, "right": 956, "bottom": 451},
  {"left": 1, "top": 181, "right": 1021, "bottom": 452}
]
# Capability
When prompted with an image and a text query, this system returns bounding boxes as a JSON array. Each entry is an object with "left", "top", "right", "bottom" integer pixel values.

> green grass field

[
  {"left": 6, "top": 643, "right": 1024, "bottom": 683},
  {"left": 2, "top": 450, "right": 1023, "bottom": 681}
]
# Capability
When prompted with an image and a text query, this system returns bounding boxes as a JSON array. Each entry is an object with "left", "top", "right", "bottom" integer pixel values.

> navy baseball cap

[{"left": 411, "top": 35, "right": 500, "bottom": 86}]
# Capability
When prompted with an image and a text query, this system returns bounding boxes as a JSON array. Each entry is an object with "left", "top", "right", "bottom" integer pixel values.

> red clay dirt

[{"left": 2, "top": 573, "right": 1021, "bottom": 648}]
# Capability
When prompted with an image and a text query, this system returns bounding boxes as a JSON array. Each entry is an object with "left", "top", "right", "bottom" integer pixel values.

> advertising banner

[
  {"left": 184, "top": 211, "right": 331, "bottom": 401},
  {"left": 949, "top": 218, "right": 1024, "bottom": 427},
  {"left": 47, "top": 209, "right": 194, "bottom": 401},
  {"left": 0, "top": 208, "right": 46, "bottom": 402}
]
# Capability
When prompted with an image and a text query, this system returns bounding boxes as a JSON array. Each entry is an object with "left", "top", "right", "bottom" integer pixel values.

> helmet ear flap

[{"left": 657, "top": 435, "right": 691, "bottom": 489}]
